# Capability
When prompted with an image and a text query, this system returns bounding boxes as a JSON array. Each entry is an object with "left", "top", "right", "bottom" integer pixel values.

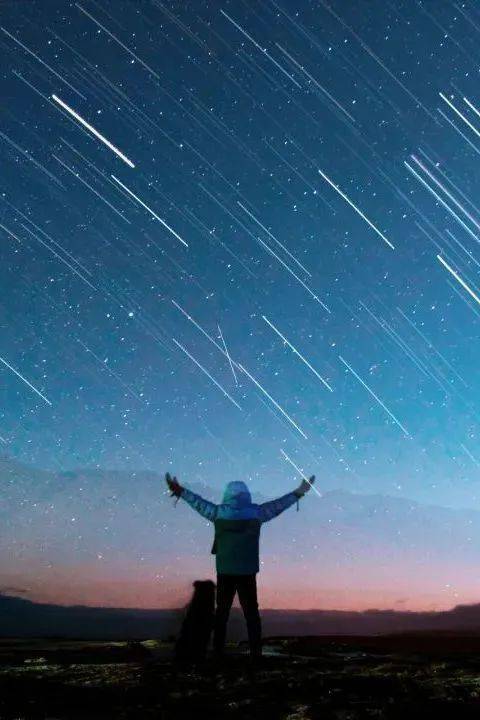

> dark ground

[{"left": 2, "top": 634, "right": 480, "bottom": 719}]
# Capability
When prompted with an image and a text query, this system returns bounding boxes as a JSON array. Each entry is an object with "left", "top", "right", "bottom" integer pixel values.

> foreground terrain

[{"left": 2, "top": 634, "right": 480, "bottom": 719}]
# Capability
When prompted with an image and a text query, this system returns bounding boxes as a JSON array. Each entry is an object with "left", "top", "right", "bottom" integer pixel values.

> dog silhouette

[{"left": 174, "top": 580, "right": 215, "bottom": 667}]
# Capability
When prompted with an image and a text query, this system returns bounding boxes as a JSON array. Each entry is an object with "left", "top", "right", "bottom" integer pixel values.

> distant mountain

[
  {"left": 3, "top": 592, "right": 480, "bottom": 640},
  {"left": 0, "top": 592, "right": 181, "bottom": 639},
  {"left": 1, "top": 457, "right": 480, "bottom": 611}
]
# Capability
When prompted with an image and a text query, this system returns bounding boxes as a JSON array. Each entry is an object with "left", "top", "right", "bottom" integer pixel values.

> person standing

[{"left": 166, "top": 472, "right": 315, "bottom": 662}]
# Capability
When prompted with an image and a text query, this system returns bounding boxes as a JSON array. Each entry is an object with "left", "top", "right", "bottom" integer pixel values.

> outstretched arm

[
  {"left": 165, "top": 472, "right": 218, "bottom": 522},
  {"left": 258, "top": 475, "right": 316, "bottom": 522}
]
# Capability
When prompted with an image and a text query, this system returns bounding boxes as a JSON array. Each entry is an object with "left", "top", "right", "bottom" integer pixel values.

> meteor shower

[{"left": 1, "top": 2, "right": 480, "bottom": 718}]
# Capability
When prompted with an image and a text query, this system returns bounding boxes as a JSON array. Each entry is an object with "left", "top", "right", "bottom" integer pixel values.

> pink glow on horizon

[{"left": 2, "top": 560, "right": 477, "bottom": 613}]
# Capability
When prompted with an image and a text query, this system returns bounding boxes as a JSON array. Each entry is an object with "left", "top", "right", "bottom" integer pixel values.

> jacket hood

[{"left": 222, "top": 481, "right": 252, "bottom": 507}]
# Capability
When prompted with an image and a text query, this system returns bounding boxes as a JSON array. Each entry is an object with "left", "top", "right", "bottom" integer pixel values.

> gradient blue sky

[{"left": 0, "top": 0, "right": 479, "bottom": 518}]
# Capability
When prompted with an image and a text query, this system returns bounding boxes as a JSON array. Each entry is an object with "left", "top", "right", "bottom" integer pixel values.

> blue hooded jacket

[{"left": 180, "top": 480, "right": 302, "bottom": 575}]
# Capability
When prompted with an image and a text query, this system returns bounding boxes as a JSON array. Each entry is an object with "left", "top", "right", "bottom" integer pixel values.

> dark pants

[{"left": 213, "top": 573, "right": 262, "bottom": 657}]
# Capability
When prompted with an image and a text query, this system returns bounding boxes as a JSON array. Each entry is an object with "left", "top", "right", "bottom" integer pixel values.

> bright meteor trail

[
  {"left": 437, "top": 255, "right": 480, "bottom": 308},
  {"left": 51, "top": 94, "right": 135, "bottom": 168},
  {"left": 439, "top": 93, "right": 480, "bottom": 140},
  {"left": 0, "top": 356, "right": 52, "bottom": 406},
  {"left": 111, "top": 175, "right": 188, "bottom": 247},
  {"left": 318, "top": 168, "right": 395, "bottom": 250}
]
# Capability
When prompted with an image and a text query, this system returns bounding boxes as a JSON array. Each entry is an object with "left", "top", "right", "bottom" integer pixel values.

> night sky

[{"left": 1, "top": 0, "right": 480, "bottom": 611}]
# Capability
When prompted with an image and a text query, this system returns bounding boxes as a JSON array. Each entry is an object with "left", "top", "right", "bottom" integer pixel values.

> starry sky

[{"left": 1, "top": 0, "right": 480, "bottom": 610}]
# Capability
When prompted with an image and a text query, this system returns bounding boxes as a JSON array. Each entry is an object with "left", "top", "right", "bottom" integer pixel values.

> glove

[
  {"left": 166, "top": 472, "right": 183, "bottom": 498},
  {"left": 295, "top": 475, "right": 315, "bottom": 496}
]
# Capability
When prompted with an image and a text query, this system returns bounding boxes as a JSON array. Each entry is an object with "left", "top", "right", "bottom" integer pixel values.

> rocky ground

[{"left": 2, "top": 635, "right": 480, "bottom": 719}]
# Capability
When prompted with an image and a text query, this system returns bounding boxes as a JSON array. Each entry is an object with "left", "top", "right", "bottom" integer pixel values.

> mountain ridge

[
  {"left": 3, "top": 591, "right": 480, "bottom": 639},
  {"left": 1, "top": 454, "right": 477, "bottom": 513},
  {"left": 2, "top": 456, "right": 479, "bottom": 612}
]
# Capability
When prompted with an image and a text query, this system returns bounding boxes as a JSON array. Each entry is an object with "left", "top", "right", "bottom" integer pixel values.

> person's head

[{"left": 222, "top": 480, "right": 252, "bottom": 507}]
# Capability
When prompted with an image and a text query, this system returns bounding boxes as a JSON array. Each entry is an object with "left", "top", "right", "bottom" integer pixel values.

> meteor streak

[
  {"left": 463, "top": 97, "right": 480, "bottom": 123},
  {"left": 438, "top": 108, "right": 480, "bottom": 156},
  {"left": 237, "top": 363, "right": 308, "bottom": 439},
  {"left": 339, "top": 355, "right": 409, "bottom": 436},
  {"left": 409, "top": 155, "right": 480, "bottom": 234},
  {"left": 0, "top": 224, "right": 24, "bottom": 245},
  {"left": 445, "top": 229, "right": 480, "bottom": 270},
  {"left": 77, "top": 339, "right": 143, "bottom": 401},
  {"left": 437, "top": 255, "right": 480, "bottom": 307},
  {"left": 20, "top": 223, "right": 98, "bottom": 291},
  {"left": 256, "top": 234, "right": 331, "bottom": 313},
  {"left": 0, "top": 129, "right": 64, "bottom": 189},
  {"left": 440, "top": 92, "right": 480, "bottom": 141},
  {"left": 237, "top": 201, "right": 311, "bottom": 277},
  {"left": 172, "top": 338, "right": 242, "bottom": 411},
  {"left": 200, "top": 184, "right": 328, "bottom": 310},
  {"left": 460, "top": 443, "right": 480, "bottom": 468},
  {"left": 280, "top": 448, "right": 323, "bottom": 498},
  {"left": 111, "top": 176, "right": 188, "bottom": 247},
  {"left": 275, "top": 43, "right": 356, "bottom": 123},
  {"left": 404, "top": 161, "right": 479, "bottom": 243},
  {"left": 220, "top": 9, "right": 302, "bottom": 89},
  {"left": 262, "top": 315, "right": 333, "bottom": 392},
  {"left": 51, "top": 94, "right": 135, "bottom": 168},
  {"left": 318, "top": 168, "right": 395, "bottom": 250},
  {"left": 171, "top": 300, "right": 224, "bottom": 355},
  {"left": 0, "top": 355, "right": 52, "bottom": 406},
  {"left": 1, "top": 27, "right": 86, "bottom": 100},
  {"left": 75, "top": 3, "right": 161, "bottom": 81},
  {"left": 397, "top": 306, "right": 467, "bottom": 388},
  {"left": 217, "top": 324, "right": 238, "bottom": 386},
  {"left": 172, "top": 300, "right": 313, "bottom": 439},
  {"left": 53, "top": 155, "right": 131, "bottom": 224}
]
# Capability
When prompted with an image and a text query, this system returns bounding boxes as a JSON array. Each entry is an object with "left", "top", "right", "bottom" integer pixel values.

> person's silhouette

[{"left": 165, "top": 472, "right": 315, "bottom": 661}]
